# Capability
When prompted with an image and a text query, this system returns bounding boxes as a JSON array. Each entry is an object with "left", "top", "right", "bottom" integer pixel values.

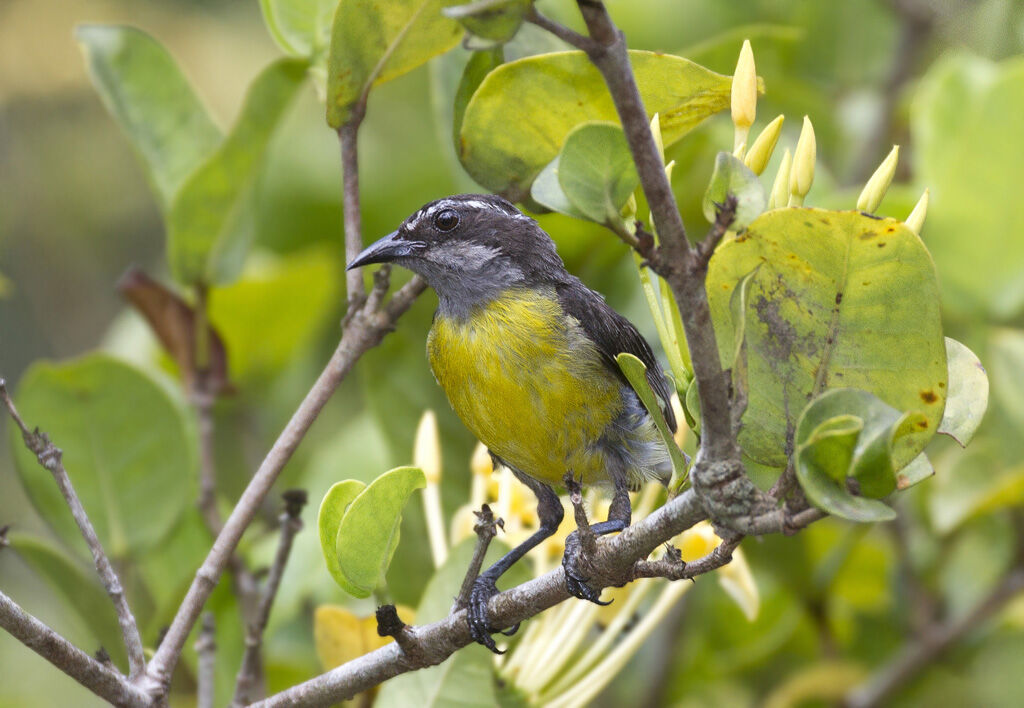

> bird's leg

[
  {"left": 562, "top": 474, "right": 631, "bottom": 604},
  {"left": 467, "top": 466, "right": 563, "bottom": 654}
]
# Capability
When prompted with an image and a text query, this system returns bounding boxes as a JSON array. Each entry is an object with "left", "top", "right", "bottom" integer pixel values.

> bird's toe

[{"left": 467, "top": 576, "right": 504, "bottom": 654}]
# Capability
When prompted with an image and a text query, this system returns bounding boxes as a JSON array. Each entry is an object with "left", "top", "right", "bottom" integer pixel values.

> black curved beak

[{"left": 346, "top": 231, "right": 417, "bottom": 270}]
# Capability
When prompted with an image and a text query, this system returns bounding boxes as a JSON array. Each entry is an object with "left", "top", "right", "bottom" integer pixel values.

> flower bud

[
  {"left": 744, "top": 114, "right": 784, "bottom": 175},
  {"left": 731, "top": 40, "right": 757, "bottom": 151},
  {"left": 768, "top": 148, "right": 792, "bottom": 210},
  {"left": 414, "top": 410, "right": 441, "bottom": 484},
  {"left": 905, "top": 188, "right": 929, "bottom": 235},
  {"left": 789, "top": 116, "right": 816, "bottom": 205},
  {"left": 856, "top": 145, "right": 899, "bottom": 213},
  {"left": 650, "top": 113, "right": 664, "bottom": 163}
]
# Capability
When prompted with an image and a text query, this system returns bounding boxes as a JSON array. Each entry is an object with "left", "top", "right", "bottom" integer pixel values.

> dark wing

[{"left": 556, "top": 279, "right": 677, "bottom": 431}]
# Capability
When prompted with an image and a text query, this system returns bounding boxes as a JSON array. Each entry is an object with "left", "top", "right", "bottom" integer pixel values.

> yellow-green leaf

[
  {"left": 938, "top": 337, "right": 988, "bottom": 446},
  {"left": 459, "top": 50, "right": 741, "bottom": 198},
  {"left": 616, "top": 353, "right": 688, "bottom": 480},
  {"left": 327, "top": 0, "right": 463, "bottom": 127},
  {"left": 317, "top": 480, "right": 367, "bottom": 596}
]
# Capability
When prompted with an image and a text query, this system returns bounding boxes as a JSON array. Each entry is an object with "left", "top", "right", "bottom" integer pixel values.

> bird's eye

[{"left": 434, "top": 209, "right": 459, "bottom": 232}]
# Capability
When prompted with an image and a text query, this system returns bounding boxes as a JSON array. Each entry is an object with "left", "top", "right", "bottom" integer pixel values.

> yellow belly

[{"left": 427, "top": 289, "right": 622, "bottom": 485}]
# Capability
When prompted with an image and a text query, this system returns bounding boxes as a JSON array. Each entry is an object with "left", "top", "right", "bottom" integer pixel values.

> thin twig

[
  {"left": 454, "top": 505, "right": 500, "bottom": 611},
  {"left": 232, "top": 490, "right": 308, "bottom": 706},
  {"left": 632, "top": 535, "right": 741, "bottom": 580},
  {"left": 341, "top": 118, "right": 366, "bottom": 305},
  {"left": 695, "top": 194, "right": 738, "bottom": 263},
  {"left": 0, "top": 379, "right": 146, "bottom": 680},
  {"left": 524, "top": 6, "right": 598, "bottom": 51},
  {"left": 845, "top": 567, "right": 1024, "bottom": 708},
  {"left": 0, "top": 589, "right": 148, "bottom": 707},
  {"left": 195, "top": 613, "right": 216, "bottom": 708},
  {"left": 140, "top": 291, "right": 422, "bottom": 699}
]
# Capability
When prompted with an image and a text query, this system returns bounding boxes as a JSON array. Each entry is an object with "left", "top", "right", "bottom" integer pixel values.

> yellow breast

[{"left": 427, "top": 288, "right": 622, "bottom": 485}]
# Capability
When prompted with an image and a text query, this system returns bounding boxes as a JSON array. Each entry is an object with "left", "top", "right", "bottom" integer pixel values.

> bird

[{"left": 347, "top": 193, "right": 677, "bottom": 652}]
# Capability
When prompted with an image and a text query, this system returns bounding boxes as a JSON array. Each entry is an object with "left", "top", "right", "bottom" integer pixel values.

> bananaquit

[{"left": 348, "top": 194, "right": 676, "bottom": 651}]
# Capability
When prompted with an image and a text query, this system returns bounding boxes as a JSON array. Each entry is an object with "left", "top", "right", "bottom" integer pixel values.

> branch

[
  {"left": 140, "top": 287, "right": 423, "bottom": 699},
  {"left": 453, "top": 505, "right": 499, "bottom": 611},
  {"left": 0, "top": 589, "right": 148, "bottom": 707},
  {"left": 231, "top": 490, "right": 308, "bottom": 706},
  {"left": 845, "top": 567, "right": 1024, "bottom": 708},
  {"left": 1, "top": 379, "right": 146, "bottom": 680},
  {"left": 195, "top": 613, "right": 216, "bottom": 708}
]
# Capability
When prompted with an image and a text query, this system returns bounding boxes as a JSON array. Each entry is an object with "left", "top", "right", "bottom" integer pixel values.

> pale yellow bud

[
  {"left": 731, "top": 40, "right": 757, "bottom": 152},
  {"left": 905, "top": 188, "right": 929, "bottom": 235},
  {"left": 744, "top": 114, "right": 784, "bottom": 175},
  {"left": 768, "top": 148, "right": 792, "bottom": 210},
  {"left": 664, "top": 159, "right": 676, "bottom": 183},
  {"left": 670, "top": 394, "right": 689, "bottom": 450},
  {"left": 856, "top": 145, "right": 899, "bottom": 213},
  {"left": 470, "top": 441, "right": 492, "bottom": 477},
  {"left": 414, "top": 410, "right": 441, "bottom": 484},
  {"left": 650, "top": 113, "right": 664, "bottom": 162},
  {"left": 789, "top": 116, "right": 816, "bottom": 206},
  {"left": 622, "top": 193, "right": 637, "bottom": 220}
]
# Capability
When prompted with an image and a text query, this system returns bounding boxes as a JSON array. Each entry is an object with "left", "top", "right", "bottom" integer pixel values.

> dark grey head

[{"left": 347, "top": 194, "right": 567, "bottom": 316}]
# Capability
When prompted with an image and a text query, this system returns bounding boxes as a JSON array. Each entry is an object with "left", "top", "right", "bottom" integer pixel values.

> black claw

[
  {"left": 500, "top": 622, "right": 520, "bottom": 636},
  {"left": 467, "top": 575, "right": 505, "bottom": 654},
  {"left": 562, "top": 533, "right": 610, "bottom": 605}
]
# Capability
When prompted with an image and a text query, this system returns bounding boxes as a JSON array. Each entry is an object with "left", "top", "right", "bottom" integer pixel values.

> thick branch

[
  {"left": 1, "top": 379, "right": 146, "bottom": 680},
  {"left": 231, "top": 491, "right": 307, "bottom": 706},
  {"left": 141, "top": 292, "right": 423, "bottom": 699},
  {"left": 846, "top": 568, "right": 1024, "bottom": 708},
  {"left": 0, "top": 589, "right": 148, "bottom": 707}
]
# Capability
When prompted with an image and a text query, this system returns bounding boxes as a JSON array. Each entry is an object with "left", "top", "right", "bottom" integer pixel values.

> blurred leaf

[
  {"left": 763, "top": 660, "right": 866, "bottom": 708},
  {"left": 314, "top": 603, "right": 413, "bottom": 667},
  {"left": 459, "top": 50, "right": 741, "bottom": 198},
  {"left": 616, "top": 353, "right": 688, "bottom": 480},
  {"left": 912, "top": 54, "right": 1024, "bottom": 319},
  {"left": 443, "top": 0, "right": 530, "bottom": 48},
  {"left": 117, "top": 267, "right": 230, "bottom": 394},
  {"left": 989, "top": 328, "right": 1024, "bottom": 430},
  {"left": 938, "top": 337, "right": 988, "bottom": 446},
  {"left": 707, "top": 210, "right": 946, "bottom": 469},
  {"left": 318, "top": 480, "right": 367, "bottom": 596},
  {"left": 702, "top": 151, "right": 767, "bottom": 231},
  {"left": 168, "top": 59, "right": 307, "bottom": 285},
  {"left": 452, "top": 48, "right": 503, "bottom": 153},
  {"left": 9, "top": 354, "right": 196, "bottom": 558},
  {"left": 334, "top": 467, "right": 426, "bottom": 597},
  {"left": 794, "top": 389, "right": 933, "bottom": 521},
  {"left": 327, "top": 0, "right": 463, "bottom": 127},
  {"left": 259, "top": 0, "right": 337, "bottom": 58},
  {"left": 929, "top": 445, "right": 1024, "bottom": 534},
  {"left": 0, "top": 271, "right": 12, "bottom": 298},
  {"left": 76, "top": 25, "right": 221, "bottom": 209},
  {"left": 207, "top": 246, "right": 341, "bottom": 382},
  {"left": 8, "top": 532, "right": 127, "bottom": 669},
  {"left": 555, "top": 122, "right": 639, "bottom": 225},
  {"left": 376, "top": 538, "right": 525, "bottom": 707}
]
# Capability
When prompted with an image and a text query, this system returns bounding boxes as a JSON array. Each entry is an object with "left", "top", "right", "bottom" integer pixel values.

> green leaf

[
  {"left": 208, "top": 246, "right": 341, "bottom": 381},
  {"left": 76, "top": 25, "right": 221, "bottom": 209},
  {"left": 168, "top": 58, "right": 307, "bottom": 285},
  {"left": 702, "top": 151, "right": 767, "bottom": 232},
  {"left": 531, "top": 155, "right": 588, "bottom": 219},
  {"left": 988, "top": 328, "right": 1024, "bottom": 430},
  {"left": 9, "top": 354, "right": 196, "bottom": 558},
  {"left": 938, "top": 337, "right": 988, "bottom": 446},
  {"left": 327, "top": 0, "right": 464, "bottom": 128},
  {"left": 459, "top": 50, "right": 740, "bottom": 198},
  {"left": 8, "top": 532, "right": 127, "bottom": 669},
  {"left": 707, "top": 209, "right": 947, "bottom": 469},
  {"left": 630, "top": 253, "right": 690, "bottom": 392},
  {"left": 912, "top": 54, "right": 1024, "bottom": 319},
  {"left": 452, "top": 48, "right": 503, "bottom": 152},
  {"left": 0, "top": 271, "right": 12, "bottom": 299},
  {"left": 555, "top": 122, "right": 639, "bottom": 225},
  {"left": 317, "top": 480, "right": 367, "bottom": 596},
  {"left": 375, "top": 538, "right": 526, "bottom": 707},
  {"left": 615, "top": 353, "right": 687, "bottom": 480},
  {"left": 795, "top": 388, "right": 934, "bottom": 522},
  {"left": 928, "top": 445, "right": 1024, "bottom": 534},
  {"left": 443, "top": 0, "right": 530, "bottom": 48},
  {"left": 334, "top": 466, "right": 427, "bottom": 597},
  {"left": 259, "top": 0, "right": 338, "bottom": 58},
  {"left": 726, "top": 265, "right": 762, "bottom": 405}
]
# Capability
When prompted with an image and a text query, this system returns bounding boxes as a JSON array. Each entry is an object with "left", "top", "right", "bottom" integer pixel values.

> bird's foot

[
  {"left": 562, "top": 531, "right": 610, "bottom": 604},
  {"left": 467, "top": 575, "right": 505, "bottom": 654}
]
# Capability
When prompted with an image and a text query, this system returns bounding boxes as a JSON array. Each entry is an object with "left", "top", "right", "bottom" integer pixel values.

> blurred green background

[{"left": 2, "top": 0, "right": 1024, "bottom": 705}]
